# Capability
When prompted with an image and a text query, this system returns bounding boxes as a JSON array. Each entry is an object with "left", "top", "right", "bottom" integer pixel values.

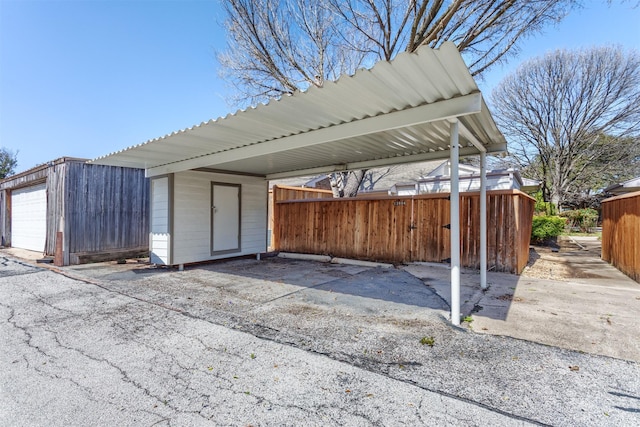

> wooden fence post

[
  {"left": 54, "top": 231, "right": 64, "bottom": 266},
  {"left": 272, "top": 186, "right": 279, "bottom": 251}
]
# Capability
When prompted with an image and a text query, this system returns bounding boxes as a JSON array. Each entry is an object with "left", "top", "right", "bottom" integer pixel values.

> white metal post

[
  {"left": 450, "top": 120, "right": 460, "bottom": 326},
  {"left": 480, "top": 151, "right": 487, "bottom": 290}
]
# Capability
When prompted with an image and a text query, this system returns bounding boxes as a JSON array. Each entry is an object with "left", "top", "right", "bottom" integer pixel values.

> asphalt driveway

[
  {"left": 1, "top": 256, "right": 505, "bottom": 426},
  {"left": 2, "top": 251, "right": 639, "bottom": 426}
]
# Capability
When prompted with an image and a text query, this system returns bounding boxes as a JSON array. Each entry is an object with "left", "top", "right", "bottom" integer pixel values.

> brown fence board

[
  {"left": 602, "top": 191, "right": 640, "bottom": 282},
  {"left": 410, "top": 197, "right": 450, "bottom": 262},
  {"left": 270, "top": 185, "right": 332, "bottom": 250},
  {"left": 273, "top": 186, "right": 534, "bottom": 273}
]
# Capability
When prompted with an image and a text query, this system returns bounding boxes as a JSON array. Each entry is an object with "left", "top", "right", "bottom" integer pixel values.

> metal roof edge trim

[
  {"left": 143, "top": 92, "right": 485, "bottom": 177},
  {"left": 90, "top": 42, "right": 468, "bottom": 165}
]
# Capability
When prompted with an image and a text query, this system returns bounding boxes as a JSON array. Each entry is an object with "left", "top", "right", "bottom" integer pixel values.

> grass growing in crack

[
  {"left": 419, "top": 336, "right": 435, "bottom": 347},
  {"left": 250, "top": 353, "right": 256, "bottom": 359},
  {"left": 461, "top": 316, "right": 474, "bottom": 330}
]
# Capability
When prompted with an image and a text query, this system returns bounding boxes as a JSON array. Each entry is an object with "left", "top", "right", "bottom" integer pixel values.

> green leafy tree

[
  {"left": 0, "top": 148, "right": 18, "bottom": 179},
  {"left": 562, "top": 135, "right": 640, "bottom": 208},
  {"left": 533, "top": 190, "right": 556, "bottom": 216}
]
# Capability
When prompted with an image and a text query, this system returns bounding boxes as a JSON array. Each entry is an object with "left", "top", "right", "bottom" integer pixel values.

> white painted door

[
  {"left": 11, "top": 183, "right": 47, "bottom": 252},
  {"left": 211, "top": 184, "right": 240, "bottom": 253}
]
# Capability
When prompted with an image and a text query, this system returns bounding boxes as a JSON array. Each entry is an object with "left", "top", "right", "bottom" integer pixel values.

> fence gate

[{"left": 409, "top": 197, "right": 451, "bottom": 263}]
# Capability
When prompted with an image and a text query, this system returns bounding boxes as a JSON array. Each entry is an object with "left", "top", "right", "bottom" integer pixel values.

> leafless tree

[
  {"left": 492, "top": 46, "right": 640, "bottom": 209},
  {"left": 219, "top": 0, "right": 579, "bottom": 196},
  {"left": 219, "top": 0, "right": 369, "bottom": 105},
  {"left": 329, "top": 170, "right": 367, "bottom": 198},
  {"left": 359, "top": 166, "right": 400, "bottom": 192},
  {"left": 329, "top": 0, "right": 576, "bottom": 75}
]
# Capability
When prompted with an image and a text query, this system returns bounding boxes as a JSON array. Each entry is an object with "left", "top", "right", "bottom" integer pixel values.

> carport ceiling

[{"left": 91, "top": 42, "right": 507, "bottom": 178}]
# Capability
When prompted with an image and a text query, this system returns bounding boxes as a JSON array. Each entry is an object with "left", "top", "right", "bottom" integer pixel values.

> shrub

[
  {"left": 533, "top": 191, "right": 556, "bottom": 215},
  {"left": 531, "top": 215, "right": 566, "bottom": 244},
  {"left": 560, "top": 208, "right": 598, "bottom": 233}
]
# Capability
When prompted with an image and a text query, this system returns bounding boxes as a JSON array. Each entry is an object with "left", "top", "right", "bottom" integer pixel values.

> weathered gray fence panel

[
  {"left": 1, "top": 158, "right": 149, "bottom": 263},
  {"left": 65, "top": 162, "right": 149, "bottom": 255},
  {"left": 45, "top": 162, "right": 66, "bottom": 255}
]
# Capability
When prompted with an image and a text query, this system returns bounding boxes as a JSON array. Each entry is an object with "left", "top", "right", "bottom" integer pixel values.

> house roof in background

[
  {"left": 91, "top": 42, "right": 507, "bottom": 179},
  {"left": 604, "top": 176, "right": 640, "bottom": 195},
  {"left": 387, "top": 162, "right": 541, "bottom": 194},
  {"left": 270, "top": 160, "right": 444, "bottom": 192},
  {"left": 276, "top": 160, "right": 541, "bottom": 195}
]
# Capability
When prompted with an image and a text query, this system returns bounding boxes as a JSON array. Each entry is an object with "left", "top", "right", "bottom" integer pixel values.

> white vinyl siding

[
  {"left": 150, "top": 177, "right": 170, "bottom": 264},
  {"left": 172, "top": 170, "right": 266, "bottom": 265},
  {"left": 417, "top": 174, "right": 520, "bottom": 194},
  {"left": 11, "top": 184, "right": 47, "bottom": 252}
]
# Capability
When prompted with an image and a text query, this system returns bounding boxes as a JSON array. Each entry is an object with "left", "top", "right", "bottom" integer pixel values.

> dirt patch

[
  {"left": 520, "top": 236, "right": 604, "bottom": 281},
  {"left": 521, "top": 246, "right": 573, "bottom": 280}
]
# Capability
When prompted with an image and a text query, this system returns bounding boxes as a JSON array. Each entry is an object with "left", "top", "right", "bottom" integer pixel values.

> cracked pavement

[{"left": 1, "top": 255, "right": 639, "bottom": 426}]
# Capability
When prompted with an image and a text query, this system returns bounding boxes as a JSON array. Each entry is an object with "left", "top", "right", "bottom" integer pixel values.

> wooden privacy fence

[
  {"left": 602, "top": 191, "right": 640, "bottom": 282},
  {"left": 272, "top": 186, "right": 535, "bottom": 274},
  {"left": 268, "top": 186, "right": 333, "bottom": 248}
]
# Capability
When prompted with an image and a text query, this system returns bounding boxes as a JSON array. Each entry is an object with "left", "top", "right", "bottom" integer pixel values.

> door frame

[{"left": 210, "top": 182, "right": 241, "bottom": 255}]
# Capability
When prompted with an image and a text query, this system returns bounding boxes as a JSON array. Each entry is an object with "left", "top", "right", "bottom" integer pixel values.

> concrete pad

[
  {"left": 0, "top": 247, "right": 45, "bottom": 262},
  {"left": 402, "top": 237, "right": 640, "bottom": 362},
  {"left": 402, "top": 262, "right": 486, "bottom": 317},
  {"left": 471, "top": 275, "right": 640, "bottom": 362},
  {"left": 278, "top": 252, "right": 332, "bottom": 263},
  {"left": 330, "top": 257, "right": 394, "bottom": 269},
  {"left": 266, "top": 267, "right": 449, "bottom": 319},
  {"left": 177, "top": 259, "right": 449, "bottom": 318}
]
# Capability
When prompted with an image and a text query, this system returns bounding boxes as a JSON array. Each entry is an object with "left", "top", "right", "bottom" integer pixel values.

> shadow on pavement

[{"left": 194, "top": 257, "right": 450, "bottom": 312}]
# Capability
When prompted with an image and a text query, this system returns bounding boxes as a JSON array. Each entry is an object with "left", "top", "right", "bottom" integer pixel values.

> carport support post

[
  {"left": 480, "top": 151, "right": 487, "bottom": 290},
  {"left": 450, "top": 120, "right": 461, "bottom": 326}
]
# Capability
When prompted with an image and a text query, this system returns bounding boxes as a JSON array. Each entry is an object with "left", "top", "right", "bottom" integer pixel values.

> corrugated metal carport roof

[{"left": 91, "top": 42, "right": 506, "bottom": 178}]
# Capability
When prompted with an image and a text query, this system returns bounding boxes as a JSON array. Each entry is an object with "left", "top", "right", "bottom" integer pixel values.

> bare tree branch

[
  {"left": 219, "top": 0, "right": 580, "bottom": 196},
  {"left": 492, "top": 46, "right": 640, "bottom": 209}
]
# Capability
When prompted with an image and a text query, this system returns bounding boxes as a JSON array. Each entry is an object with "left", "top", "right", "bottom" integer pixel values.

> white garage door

[{"left": 11, "top": 183, "right": 47, "bottom": 252}]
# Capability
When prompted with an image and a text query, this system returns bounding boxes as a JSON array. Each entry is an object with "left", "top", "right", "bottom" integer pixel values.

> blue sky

[{"left": 1, "top": 0, "right": 639, "bottom": 172}]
